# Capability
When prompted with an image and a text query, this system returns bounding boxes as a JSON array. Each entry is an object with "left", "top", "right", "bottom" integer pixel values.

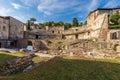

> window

[
  {"left": 76, "top": 29, "right": 78, "bottom": 31},
  {"left": 52, "top": 31, "right": 54, "bottom": 33},
  {"left": 3, "top": 26, "right": 6, "bottom": 31},
  {"left": 111, "top": 32, "right": 117, "bottom": 39},
  {"left": 3, "top": 19, "right": 6, "bottom": 24}
]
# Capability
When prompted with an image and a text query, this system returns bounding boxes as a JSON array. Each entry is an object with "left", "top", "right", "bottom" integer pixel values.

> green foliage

[
  {"left": 0, "top": 54, "right": 15, "bottom": 64},
  {"left": 65, "top": 23, "right": 72, "bottom": 29},
  {"left": 79, "top": 22, "right": 83, "bottom": 26},
  {"left": 54, "top": 21, "right": 64, "bottom": 26},
  {"left": 110, "top": 12, "right": 120, "bottom": 25},
  {"left": 43, "top": 21, "right": 54, "bottom": 27},
  {"left": 28, "top": 41, "right": 32, "bottom": 45},
  {"left": 108, "top": 25, "right": 120, "bottom": 29},
  {"left": 84, "top": 20, "right": 87, "bottom": 25},
  {"left": 73, "top": 18, "right": 79, "bottom": 27}
]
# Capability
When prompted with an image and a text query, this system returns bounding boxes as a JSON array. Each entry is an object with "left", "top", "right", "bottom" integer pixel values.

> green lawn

[
  {"left": 3, "top": 57, "right": 120, "bottom": 80},
  {"left": 0, "top": 54, "right": 16, "bottom": 64}
]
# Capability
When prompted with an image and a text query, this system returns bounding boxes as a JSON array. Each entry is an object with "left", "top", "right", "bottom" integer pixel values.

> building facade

[{"left": 0, "top": 16, "right": 25, "bottom": 48}]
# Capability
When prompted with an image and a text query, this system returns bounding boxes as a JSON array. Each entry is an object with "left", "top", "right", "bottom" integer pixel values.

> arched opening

[
  {"left": 28, "top": 41, "right": 32, "bottom": 46},
  {"left": 114, "top": 44, "right": 119, "bottom": 51},
  {"left": 27, "top": 41, "right": 33, "bottom": 51},
  {"left": 75, "top": 34, "right": 78, "bottom": 39}
]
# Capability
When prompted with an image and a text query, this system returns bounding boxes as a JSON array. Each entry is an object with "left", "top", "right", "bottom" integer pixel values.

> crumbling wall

[
  {"left": 31, "top": 40, "right": 50, "bottom": 51},
  {"left": 68, "top": 40, "right": 108, "bottom": 51}
]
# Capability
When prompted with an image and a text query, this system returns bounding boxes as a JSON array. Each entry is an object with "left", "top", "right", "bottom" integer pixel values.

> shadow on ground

[{"left": 1, "top": 57, "right": 120, "bottom": 80}]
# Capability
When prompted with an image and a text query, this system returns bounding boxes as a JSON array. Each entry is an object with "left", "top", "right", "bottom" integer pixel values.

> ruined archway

[
  {"left": 26, "top": 41, "right": 33, "bottom": 51},
  {"left": 114, "top": 44, "right": 119, "bottom": 51},
  {"left": 28, "top": 41, "right": 33, "bottom": 46}
]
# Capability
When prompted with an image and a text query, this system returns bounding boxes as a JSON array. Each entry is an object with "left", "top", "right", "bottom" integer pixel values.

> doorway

[
  {"left": 75, "top": 34, "right": 78, "bottom": 39},
  {"left": 0, "top": 42, "right": 1, "bottom": 48},
  {"left": 36, "top": 35, "right": 39, "bottom": 39}
]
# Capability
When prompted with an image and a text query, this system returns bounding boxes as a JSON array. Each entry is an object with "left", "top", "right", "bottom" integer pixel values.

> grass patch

[
  {"left": 0, "top": 54, "right": 16, "bottom": 64},
  {"left": 32, "top": 56, "right": 50, "bottom": 64},
  {"left": 0, "top": 51, "right": 24, "bottom": 57},
  {"left": 4, "top": 57, "right": 120, "bottom": 80}
]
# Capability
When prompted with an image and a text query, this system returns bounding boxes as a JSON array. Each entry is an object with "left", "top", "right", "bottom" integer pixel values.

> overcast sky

[{"left": 0, "top": 0, "right": 120, "bottom": 23}]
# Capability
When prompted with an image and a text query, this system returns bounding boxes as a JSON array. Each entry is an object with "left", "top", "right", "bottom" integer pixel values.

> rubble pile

[{"left": 0, "top": 55, "right": 34, "bottom": 76}]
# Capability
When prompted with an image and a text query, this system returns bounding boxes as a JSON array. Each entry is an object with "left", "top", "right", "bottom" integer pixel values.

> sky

[{"left": 0, "top": 0, "right": 120, "bottom": 23}]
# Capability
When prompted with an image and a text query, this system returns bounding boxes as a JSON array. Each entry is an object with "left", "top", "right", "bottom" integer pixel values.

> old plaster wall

[
  {"left": 0, "top": 17, "right": 9, "bottom": 39},
  {"left": 9, "top": 17, "right": 24, "bottom": 39},
  {"left": 63, "top": 13, "right": 109, "bottom": 40}
]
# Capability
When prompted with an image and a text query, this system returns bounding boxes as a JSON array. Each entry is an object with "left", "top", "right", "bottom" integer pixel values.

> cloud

[
  {"left": 104, "top": 0, "right": 118, "bottom": 8},
  {"left": 0, "top": 7, "right": 12, "bottom": 16},
  {"left": 11, "top": 3, "right": 21, "bottom": 9},
  {"left": 87, "top": 0, "right": 99, "bottom": 11},
  {"left": 20, "top": 0, "right": 39, "bottom": 6},
  {"left": 19, "top": 0, "right": 100, "bottom": 16},
  {"left": 37, "top": 0, "right": 80, "bottom": 16},
  {"left": 14, "top": 15, "right": 30, "bottom": 22}
]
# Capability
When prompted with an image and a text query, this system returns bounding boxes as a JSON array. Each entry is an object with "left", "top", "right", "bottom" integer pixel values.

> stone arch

[
  {"left": 114, "top": 44, "right": 119, "bottom": 51},
  {"left": 26, "top": 40, "right": 33, "bottom": 51},
  {"left": 27, "top": 41, "right": 33, "bottom": 46}
]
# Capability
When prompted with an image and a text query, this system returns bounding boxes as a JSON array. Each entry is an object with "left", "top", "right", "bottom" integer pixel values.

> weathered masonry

[{"left": 0, "top": 16, "right": 25, "bottom": 48}]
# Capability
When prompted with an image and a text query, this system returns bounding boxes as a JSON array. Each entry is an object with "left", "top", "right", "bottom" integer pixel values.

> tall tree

[
  {"left": 26, "top": 20, "right": 31, "bottom": 30},
  {"left": 73, "top": 18, "right": 79, "bottom": 27}
]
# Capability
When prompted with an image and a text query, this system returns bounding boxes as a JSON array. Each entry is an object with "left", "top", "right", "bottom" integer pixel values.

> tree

[
  {"left": 26, "top": 20, "right": 31, "bottom": 30},
  {"left": 43, "top": 21, "right": 54, "bottom": 27},
  {"left": 30, "top": 18, "right": 36, "bottom": 22},
  {"left": 73, "top": 18, "right": 79, "bottom": 27},
  {"left": 79, "top": 22, "right": 83, "bottom": 26},
  {"left": 54, "top": 21, "right": 64, "bottom": 26},
  {"left": 58, "top": 21, "right": 64, "bottom": 26},
  {"left": 110, "top": 12, "right": 120, "bottom": 25},
  {"left": 43, "top": 22, "right": 49, "bottom": 26},
  {"left": 30, "top": 18, "right": 36, "bottom": 24},
  {"left": 65, "top": 23, "right": 72, "bottom": 29},
  {"left": 84, "top": 21, "right": 87, "bottom": 25},
  {"left": 118, "top": 18, "right": 120, "bottom": 24}
]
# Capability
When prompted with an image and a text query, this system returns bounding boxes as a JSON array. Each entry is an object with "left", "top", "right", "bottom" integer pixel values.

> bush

[
  {"left": 110, "top": 12, "right": 120, "bottom": 25},
  {"left": 108, "top": 25, "right": 120, "bottom": 29}
]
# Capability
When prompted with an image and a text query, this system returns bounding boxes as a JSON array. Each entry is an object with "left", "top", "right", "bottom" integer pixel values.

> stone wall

[
  {"left": 0, "top": 40, "right": 7, "bottom": 48},
  {"left": 28, "top": 40, "right": 50, "bottom": 51},
  {"left": 68, "top": 40, "right": 108, "bottom": 51},
  {"left": 0, "top": 17, "right": 9, "bottom": 39},
  {"left": 9, "top": 17, "right": 24, "bottom": 39},
  {"left": 62, "top": 13, "right": 109, "bottom": 41}
]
